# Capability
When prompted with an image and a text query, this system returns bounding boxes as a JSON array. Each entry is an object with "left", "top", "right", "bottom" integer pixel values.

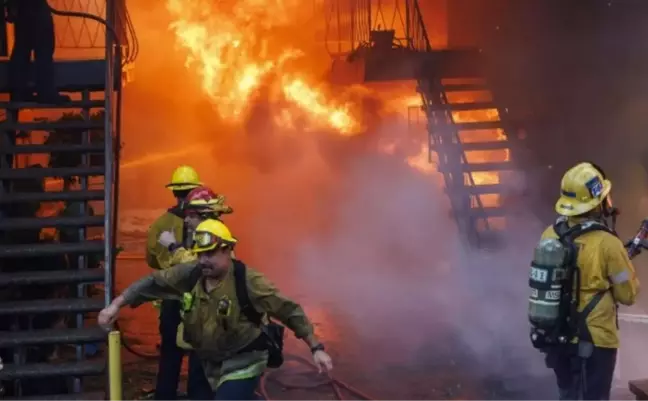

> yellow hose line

[{"left": 108, "top": 331, "right": 123, "bottom": 400}]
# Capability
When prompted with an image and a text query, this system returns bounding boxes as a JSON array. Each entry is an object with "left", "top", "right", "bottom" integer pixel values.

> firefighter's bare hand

[
  {"left": 98, "top": 304, "right": 120, "bottom": 328},
  {"left": 313, "top": 350, "right": 333, "bottom": 373},
  {"left": 158, "top": 231, "right": 177, "bottom": 248}
]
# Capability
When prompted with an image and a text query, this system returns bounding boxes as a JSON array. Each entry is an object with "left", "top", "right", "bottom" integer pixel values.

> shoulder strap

[
  {"left": 577, "top": 290, "right": 607, "bottom": 344},
  {"left": 233, "top": 259, "right": 263, "bottom": 326},
  {"left": 553, "top": 218, "right": 615, "bottom": 343},
  {"left": 555, "top": 218, "right": 614, "bottom": 243}
]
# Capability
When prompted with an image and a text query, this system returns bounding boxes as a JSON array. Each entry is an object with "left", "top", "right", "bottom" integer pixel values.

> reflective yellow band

[{"left": 216, "top": 360, "right": 266, "bottom": 388}]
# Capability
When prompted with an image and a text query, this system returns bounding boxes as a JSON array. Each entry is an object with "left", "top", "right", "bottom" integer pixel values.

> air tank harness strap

[{"left": 574, "top": 290, "right": 607, "bottom": 399}]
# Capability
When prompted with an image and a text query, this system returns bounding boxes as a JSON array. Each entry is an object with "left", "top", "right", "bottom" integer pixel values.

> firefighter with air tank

[
  {"left": 528, "top": 162, "right": 641, "bottom": 400},
  {"left": 99, "top": 218, "right": 333, "bottom": 400},
  {"left": 145, "top": 165, "right": 210, "bottom": 399}
]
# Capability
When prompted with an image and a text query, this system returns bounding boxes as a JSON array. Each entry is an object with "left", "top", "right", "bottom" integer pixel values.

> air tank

[{"left": 529, "top": 237, "right": 569, "bottom": 329}]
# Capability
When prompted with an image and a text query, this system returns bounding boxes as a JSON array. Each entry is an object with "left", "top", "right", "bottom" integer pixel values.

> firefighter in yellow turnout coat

[
  {"left": 541, "top": 162, "right": 639, "bottom": 400},
  {"left": 145, "top": 165, "right": 209, "bottom": 400},
  {"left": 158, "top": 185, "right": 234, "bottom": 350},
  {"left": 100, "top": 219, "right": 333, "bottom": 399}
]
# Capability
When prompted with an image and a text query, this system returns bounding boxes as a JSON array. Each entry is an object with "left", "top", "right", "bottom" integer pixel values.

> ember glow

[{"left": 165, "top": 0, "right": 359, "bottom": 134}]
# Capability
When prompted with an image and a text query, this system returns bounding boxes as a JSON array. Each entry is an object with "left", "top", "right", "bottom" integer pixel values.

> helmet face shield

[{"left": 193, "top": 231, "right": 234, "bottom": 253}]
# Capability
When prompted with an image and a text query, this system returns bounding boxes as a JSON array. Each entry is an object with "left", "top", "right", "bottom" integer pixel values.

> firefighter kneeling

[
  {"left": 529, "top": 162, "right": 640, "bottom": 400},
  {"left": 99, "top": 219, "right": 333, "bottom": 399}
]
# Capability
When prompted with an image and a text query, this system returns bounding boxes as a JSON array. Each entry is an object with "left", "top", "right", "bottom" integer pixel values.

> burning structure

[{"left": 1, "top": 0, "right": 648, "bottom": 399}]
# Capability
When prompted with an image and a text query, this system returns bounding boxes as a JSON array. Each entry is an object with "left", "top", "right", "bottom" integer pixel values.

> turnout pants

[
  {"left": 155, "top": 300, "right": 212, "bottom": 400},
  {"left": 546, "top": 345, "right": 617, "bottom": 400},
  {"left": 213, "top": 376, "right": 262, "bottom": 400}
]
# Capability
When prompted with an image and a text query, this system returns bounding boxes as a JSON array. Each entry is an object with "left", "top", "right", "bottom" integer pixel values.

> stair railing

[
  {"left": 408, "top": 0, "right": 490, "bottom": 244},
  {"left": 48, "top": 2, "right": 124, "bottom": 305},
  {"left": 405, "top": 0, "right": 432, "bottom": 52}
]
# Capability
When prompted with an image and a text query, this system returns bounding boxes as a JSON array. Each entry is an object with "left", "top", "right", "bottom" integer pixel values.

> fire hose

[
  {"left": 115, "top": 325, "right": 377, "bottom": 401},
  {"left": 260, "top": 354, "right": 374, "bottom": 401},
  {"left": 114, "top": 321, "right": 373, "bottom": 400},
  {"left": 107, "top": 276, "right": 377, "bottom": 401}
]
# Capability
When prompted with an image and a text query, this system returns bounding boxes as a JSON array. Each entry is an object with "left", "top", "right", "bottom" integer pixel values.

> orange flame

[{"left": 166, "top": 0, "right": 358, "bottom": 134}]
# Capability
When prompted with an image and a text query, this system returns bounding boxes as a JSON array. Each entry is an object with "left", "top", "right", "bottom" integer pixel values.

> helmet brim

[
  {"left": 192, "top": 240, "right": 237, "bottom": 254},
  {"left": 555, "top": 179, "right": 612, "bottom": 216},
  {"left": 166, "top": 182, "right": 202, "bottom": 191}
]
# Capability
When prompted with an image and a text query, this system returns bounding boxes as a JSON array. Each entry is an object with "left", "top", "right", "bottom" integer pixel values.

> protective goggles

[{"left": 192, "top": 231, "right": 235, "bottom": 252}]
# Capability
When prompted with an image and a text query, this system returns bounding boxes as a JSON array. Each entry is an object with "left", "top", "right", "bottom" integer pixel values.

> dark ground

[
  {"left": 79, "top": 332, "right": 565, "bottom": 400},
  {"left": 98, "top": 235, "right": 635, "bottom": 400}
]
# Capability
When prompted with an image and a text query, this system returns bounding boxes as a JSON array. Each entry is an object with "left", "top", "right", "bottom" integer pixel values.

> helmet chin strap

[{"left": 599, "top": 200, "right": 620, "bottom": 232}]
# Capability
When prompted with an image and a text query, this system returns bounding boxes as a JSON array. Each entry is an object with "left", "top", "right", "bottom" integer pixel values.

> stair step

[
  {"left": 446, "top": 184, "right": 509, "bottom": 195},
  {"left": 0, "top": 240, "right": 104, "bottom": 258},
  {"left": 442, "top": 83, "right": 488, "bottom": 92},
  {"left": 0, "top": 166, "right": 105, "bottom": 179},
  {"left": 438, "top": 162, "right": 513, "bottom": 173},
  {"left": 0, "top": 143, "right": 105, "bottom": 155},
  {"left": 0, "top": 190, "right": 105, "bottom": 204},
  {"left": 2, "top": 391, "right": 105, "bottom": 400},
  {"left": 432, "top": 141, "right": 512, "bottom": 151},
  {"left": 0, "top": 298, "right": 105, "bottom": 315},
  {"left": 454, "top": 121, "right": 502, "bottom": 131},
  {"left": 0, "top": 100, "right": 105, "bottom": 110},
  {"left": 2, "top": 120, "right": 104, "bottom": 132},
  {"left": 0, "top": 327, "right": 106, "bottom": 348},
  {"left": 427, "top": 102, "right": 497, "bottom": 112},
  {"left": 462, "top": 162, "right": 513, "bottom": 172},
  {"left": 0, "top": 269, "right": 105, "bottom": 287},
  {"left": 0, "top": 360, "right": 105, "bottom": 381},
  {"left": 461, "top": 141, "right": 511, "bottom": 151},
  {"left": 0, "top": 215, "right": 105, "bottom": 230},
  {"left": 468, "top": 206, "right": 510, "bottom": 218}
]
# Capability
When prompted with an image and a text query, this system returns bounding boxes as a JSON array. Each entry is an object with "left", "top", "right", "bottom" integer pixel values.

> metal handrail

[
  {"left": 48, "top": 2, "right": 124, "bottom": 306},
  {"left": 0, "top": 3, "right": 7, "bottom": 57},
  {"left": 407, "top": 0, "right": 489, "bottom": 244}
]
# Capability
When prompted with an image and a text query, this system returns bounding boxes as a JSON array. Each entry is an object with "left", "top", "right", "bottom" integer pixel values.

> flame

[{"left": 165, "top": 0, "right": 358, "bottom": 134}]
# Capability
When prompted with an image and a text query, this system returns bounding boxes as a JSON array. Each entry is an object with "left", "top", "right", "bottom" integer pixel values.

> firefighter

[
  {"left": 146, "top": 165, "right": 204, "bottom": 400},
  {"left": 5, "top": 0, "right": 70, "bottom": 103},
  {"left": 154, "top": 185, "right": 233, "bottom": 399},
  {"left": 157, "top": 185, "right": 233, "bottom": 269},
  {"left": 541, "top": 162, "right": 640, "bottom": 400},
  {"left": 99, "top": 219, "right": 333, "bottom": 400}
]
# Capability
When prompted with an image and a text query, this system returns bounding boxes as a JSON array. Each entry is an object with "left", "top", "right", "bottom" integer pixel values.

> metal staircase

[
  {"left": 0, "top": 0, "right": 135, "bottom": 398},
  {"left": 325, "top": 0, "right": 525, "bottom": 248},
  {"left": 418, "top": 76, "right": 521, "bottom": 248}
]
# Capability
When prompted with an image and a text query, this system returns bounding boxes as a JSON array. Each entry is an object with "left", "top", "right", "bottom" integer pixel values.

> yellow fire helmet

[
  {"left": 192, "top": 219, "right": 238, "bottom": 253},
  {"left": 555, "top": 162, "right": 612, "bottom": 217},
  {"left": 166, "top": 165, "right": 202, "bottom": 191}
]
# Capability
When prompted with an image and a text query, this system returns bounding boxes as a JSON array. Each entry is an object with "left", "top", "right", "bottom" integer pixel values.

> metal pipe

[
  {"left": 405, "top": 0, "right": 410, "bottom": 49},
  {"left": 108, "top": 330, "right": 123, "bottom": 400},
  {"left": 0, "top": 2, "right": 7, "bottom": 57},
  {"left": 103, "top": 0, "right": 116, "bottom": 308}
]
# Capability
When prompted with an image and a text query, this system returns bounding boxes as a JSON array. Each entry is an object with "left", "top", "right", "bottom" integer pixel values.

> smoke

[
  {"left": 118, "top": 1, "right": 557, "bottom": 397},
  {"left": 269, "top": 116, "right": 553, "bottom": 397}
]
